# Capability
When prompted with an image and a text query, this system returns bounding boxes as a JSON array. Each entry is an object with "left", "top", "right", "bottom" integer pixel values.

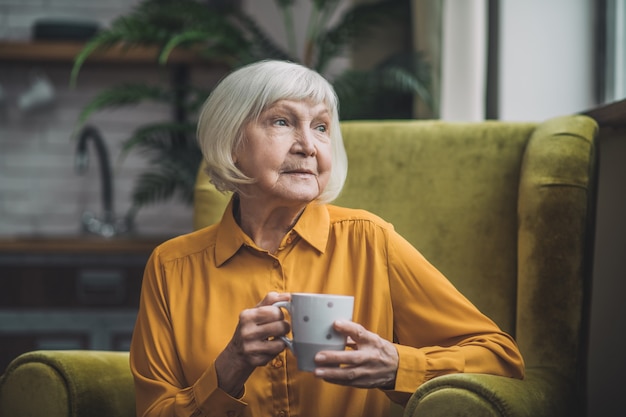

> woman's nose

[{"left": 293, "top": 129, "right": 317, "bottom": 156}]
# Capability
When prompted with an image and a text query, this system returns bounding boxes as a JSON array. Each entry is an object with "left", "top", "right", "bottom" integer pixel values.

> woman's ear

[
  {"left": 232, "top": 142, "right": 242, "bottom": 165},
  {"left": 232, "top": 132, "right": 246, "bottom": 165}
]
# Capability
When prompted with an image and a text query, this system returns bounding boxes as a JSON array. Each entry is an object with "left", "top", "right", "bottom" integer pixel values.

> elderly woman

[{"left": 130, "top": 60, "right": 524, "bottom": 417}]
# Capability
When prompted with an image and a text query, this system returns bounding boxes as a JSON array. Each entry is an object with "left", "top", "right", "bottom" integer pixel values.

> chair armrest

[
  {"left": 0, "top": 350, "right": 135, "bottom": 417},
  {"left": 403, "top": 368, "right": 575, "bottom": 417}
]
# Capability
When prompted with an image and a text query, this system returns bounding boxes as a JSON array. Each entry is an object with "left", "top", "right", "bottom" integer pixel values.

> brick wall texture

[{"left": 0, "top": 0, "right": 221, "bottom": 238}]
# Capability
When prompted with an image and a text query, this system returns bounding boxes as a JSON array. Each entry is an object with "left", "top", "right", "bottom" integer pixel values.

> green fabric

[
  {"left": 193, "top": 164, "right": 232, "bottom": 231},
  {"left": 335, "top": 120, "right": 536, "bottom": 334},
  {"left": 0, "top": 350, "right": 135, "bottom": 417},
  {"left": 0, "top": 362, "right": 69, "bottom": 417},
  {"left": 404, "top": 368, "right": 573, "bottom": 417},
  {"left": 516, "top": 116, "right": 597, "bottom": 397}
]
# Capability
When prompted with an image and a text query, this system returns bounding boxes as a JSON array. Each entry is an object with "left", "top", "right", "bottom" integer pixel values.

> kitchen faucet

[{"left": 74, "top": 125, "right": 131, "bottom": 237}]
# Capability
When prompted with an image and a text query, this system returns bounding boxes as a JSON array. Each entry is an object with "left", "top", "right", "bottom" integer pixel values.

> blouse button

[
  {"left": 273, "top": 260, "right": 280, "bottom": 268},
  {"left": 272, "top": 358, "right": 283, "bottom": 368},
  {"left": 277, "top": 411, "right": 287, "bottom": 417}
]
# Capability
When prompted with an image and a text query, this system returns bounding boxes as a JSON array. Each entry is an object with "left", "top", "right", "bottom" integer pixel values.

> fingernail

[{"left": 316, "top": 353, "right": 326, "bottom": 361}]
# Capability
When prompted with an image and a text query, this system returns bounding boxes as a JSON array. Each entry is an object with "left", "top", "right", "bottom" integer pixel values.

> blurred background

[{"left": 0, "top": 1, "right": 623, "bottom": 416}]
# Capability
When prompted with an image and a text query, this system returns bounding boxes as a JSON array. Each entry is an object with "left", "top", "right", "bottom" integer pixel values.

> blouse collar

[{"left": 215, "top": 197, "right": 330, "bottom": 266}]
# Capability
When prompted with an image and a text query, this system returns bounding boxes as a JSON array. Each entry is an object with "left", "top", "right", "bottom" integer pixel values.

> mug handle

[{"left": 273, "top": 301, "right": 294, "bottom": 352}]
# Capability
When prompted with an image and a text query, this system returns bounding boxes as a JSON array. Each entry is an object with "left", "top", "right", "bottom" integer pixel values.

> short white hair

[{"left": 196, "top": 60, "right": 348, "bottom": 203}]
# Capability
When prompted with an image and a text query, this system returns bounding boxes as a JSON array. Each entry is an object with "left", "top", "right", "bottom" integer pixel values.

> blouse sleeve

[
  {"left": 129, "top": 249, "right": 247, "bottom": 417},
  {"left": 383, "top": 229, "right": 525, "bottom": 402}
]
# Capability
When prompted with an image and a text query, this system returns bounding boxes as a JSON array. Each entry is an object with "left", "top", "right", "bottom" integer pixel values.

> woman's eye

[
  {"left": 315, "top": 124, "right": 327, "bottom": 133},
  {"left": 274, "top": 118, "right": 288, "bottom": 126}
]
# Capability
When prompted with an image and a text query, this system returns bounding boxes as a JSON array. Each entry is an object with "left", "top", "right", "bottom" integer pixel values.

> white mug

[{"left": 274, "top": 293, "right": 354, "bottom": 372}]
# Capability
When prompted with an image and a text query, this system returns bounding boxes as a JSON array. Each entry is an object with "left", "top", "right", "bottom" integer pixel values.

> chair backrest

[
  {"left": 335, "top": 120, "right": 533, "bottom": 334},
  {"left": 194, "top": 115, "right": 598, "bottom": 386}
]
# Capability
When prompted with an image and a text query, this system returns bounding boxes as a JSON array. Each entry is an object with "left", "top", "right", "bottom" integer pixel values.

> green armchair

[{"left": 0, "top": 115, "right": 597, "bottom": 417}]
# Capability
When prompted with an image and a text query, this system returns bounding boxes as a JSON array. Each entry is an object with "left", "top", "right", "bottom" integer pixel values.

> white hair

[{"left": 196, "top": 60, "right": 348, "bottom": 203}]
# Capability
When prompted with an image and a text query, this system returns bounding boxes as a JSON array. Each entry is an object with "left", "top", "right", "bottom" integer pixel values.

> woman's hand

[
  {"left": 215, "top": 292, "right": 291, "bottom": 397},
  {"left": 313, "top": 320, "right": 399, "bottom": 389}
]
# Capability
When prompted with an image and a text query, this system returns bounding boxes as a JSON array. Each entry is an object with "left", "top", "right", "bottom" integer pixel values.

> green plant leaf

[
  {"left": 120, "top": 122, "right": 197, "bottom": 156},
  {"left": 131, "top": 171, "right": 179, "bottom": 207},
  {"left": 312, "top": 0, "right": 340, "bottom": 10},
  {"left": 332, "top": 70, "right": 381, "bottom": 119},
  {"left": 304, "top": 0, "right": 341, "bottom": 66},
  {"left": 159, "top": 31, "right": 214, "bottom": 64},
  {"left": 76, "top": 84, "right": 171, "bottom": 127},
  {"left": 70, "top": 31, "right": 125, "bottom": 88},
  {"left": 332, "top": 56, "right": 431, "bottom": 121},
  {"left": 376, "top": 51, "right": 433, "bottom": 108},
  {"left": 232, "top": 10, "right": 292, "bottom": 62},
  {"left": 130, "top": 143, "right": 202, "bottom": 208},
  {"left": 158, "top": 29, "right": 248, "bottom": 66},
  {"left": 275, "top": 0, "right": 296, "bottom": 8},
  {"left": 72, "top": 0, "right": 249, "bottom": 87},
  {"left": 315, "top": 0, "right": 406, "bottom": 72}
]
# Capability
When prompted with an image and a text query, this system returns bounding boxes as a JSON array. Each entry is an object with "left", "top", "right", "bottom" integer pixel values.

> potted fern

[{"left": 71, "top": 0, "right": 432, "bottom": 223}]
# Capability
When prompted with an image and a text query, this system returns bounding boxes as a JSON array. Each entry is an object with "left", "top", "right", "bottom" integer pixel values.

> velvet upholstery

[
  {"left": 0, "top": 115, "right": 597, "bottom": 417},
  {"left": 0, "top": 350, "right": 134, "bottom": 417}
]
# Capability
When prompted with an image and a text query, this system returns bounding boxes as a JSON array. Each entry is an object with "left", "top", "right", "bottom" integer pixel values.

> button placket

[{"left": 269, "top": 350, "right": 289, "bottom": 417}]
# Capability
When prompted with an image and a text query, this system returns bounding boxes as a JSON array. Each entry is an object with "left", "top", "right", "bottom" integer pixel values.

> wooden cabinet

[{"left": 0, "top": 237, "right": 165, "bottom": 371}]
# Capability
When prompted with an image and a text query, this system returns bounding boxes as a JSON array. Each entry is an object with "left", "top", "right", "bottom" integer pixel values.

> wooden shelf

[
  {"left": 0, "top": 236, "right": 168, "bottom": 254},
  {"left": 0, "top": 40, "right": 204, "bottom": 65}
]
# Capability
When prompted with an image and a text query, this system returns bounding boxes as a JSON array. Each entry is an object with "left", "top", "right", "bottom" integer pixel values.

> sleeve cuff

[
  {"left": 390, "top": 343, "right": 427, "bottom": 393},
  {"left": 192, "top": 362, "right": 248, "bottom": 417}
]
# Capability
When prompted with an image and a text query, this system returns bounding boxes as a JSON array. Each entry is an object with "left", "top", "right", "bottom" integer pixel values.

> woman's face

[{"left": 234, "top": 99, "right": 333, "bottom": 207}]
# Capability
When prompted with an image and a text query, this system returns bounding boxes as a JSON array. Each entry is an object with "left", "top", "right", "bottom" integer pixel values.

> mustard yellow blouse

[{"left": 130, "top": 201, "right": 524, "bottom": 417}]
